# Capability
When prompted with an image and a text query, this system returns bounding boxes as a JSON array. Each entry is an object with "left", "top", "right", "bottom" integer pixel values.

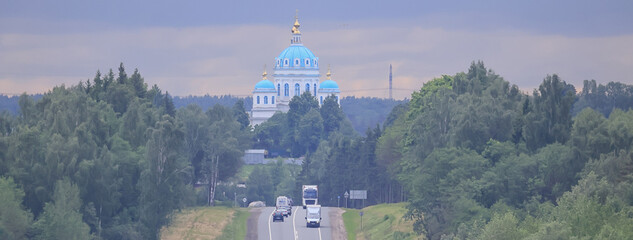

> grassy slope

[
  {"left": 342, "top": 203, "right": 422, "bottom": 240},
  {"left": 216, "top": 208, "right": 250, "bottom": 240},
  {"left": 160, "top": 206, "right": 250, "bottom": 240}
]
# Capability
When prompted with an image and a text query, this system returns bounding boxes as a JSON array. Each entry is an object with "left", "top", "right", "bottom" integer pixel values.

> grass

[
  {"left": 342, "top": 202, "right": 422, "bottom": 240},
  {"left": 235, "top": 165, "right": 256, "bottom": 182},
  {"left": 343, "top": 208, "right": 361, "bottom": 239},
  {"left": 216, "top": 208, "right": 250, "bottom": 240},
  {"left": 160, "top": 206, "right": 236, "bottom": 240}
]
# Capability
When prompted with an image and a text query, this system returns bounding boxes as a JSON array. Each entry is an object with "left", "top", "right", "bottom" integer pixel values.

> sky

[{"left": 1, "top": 0, "right": 632, "bottom": 99}]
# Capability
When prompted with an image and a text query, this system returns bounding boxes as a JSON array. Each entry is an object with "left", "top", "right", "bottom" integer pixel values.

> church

[{"left": 250, "top": 15, "right": 341, "bottom": 126}]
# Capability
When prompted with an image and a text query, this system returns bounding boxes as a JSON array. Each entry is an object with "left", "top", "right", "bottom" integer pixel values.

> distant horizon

[{"left": 2, "top": 1, "right": 632, "bottom": 100}]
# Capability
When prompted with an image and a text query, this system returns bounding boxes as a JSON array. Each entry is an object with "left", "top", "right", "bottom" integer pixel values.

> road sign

[
  {"left": 242, "top": 197, "right": 247, "bottom": 203},
  {"left": 359, "top": 211, "right": 364, "bottom": 216},
  {"left": 350, "top": 190, "right": 367, "bottom": 200}
]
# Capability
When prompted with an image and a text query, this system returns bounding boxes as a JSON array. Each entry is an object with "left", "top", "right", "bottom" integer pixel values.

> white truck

[
  {"left": 305, "top": 205, "right": 322, "bottom": 228},
  {"left": 302, "top": 185, "right": 318, "bottom": 209}
]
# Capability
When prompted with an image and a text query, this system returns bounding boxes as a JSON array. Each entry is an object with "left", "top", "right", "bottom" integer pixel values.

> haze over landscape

[
  {"left": 2, "top": 0, "right": 632, "bottom": 99},
  {"left": 4, "top": 1, "right": 633, "bottom": 240}
]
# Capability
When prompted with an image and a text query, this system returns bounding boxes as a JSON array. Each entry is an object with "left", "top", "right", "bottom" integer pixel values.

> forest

[
  {"left": 0, "top": 64, "right": 252, "bottom": 239},
  {"left": 219, "top": 60, "right": 633, "bottom": 239},
  {"left": 1, "top": 61, "right": 633, "bottom": 240},
  {"left": 295, "top": 61, "right": 633, "bottom": 239}
]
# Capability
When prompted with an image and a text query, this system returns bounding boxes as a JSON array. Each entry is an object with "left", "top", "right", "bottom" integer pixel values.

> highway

[{"left": 256, "top": 206, "right": 333, "bottom": 240}]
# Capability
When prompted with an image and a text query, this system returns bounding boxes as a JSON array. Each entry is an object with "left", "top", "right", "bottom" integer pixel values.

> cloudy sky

[{"left": 1, "top": 0, "right": 632, "bottom": 99}]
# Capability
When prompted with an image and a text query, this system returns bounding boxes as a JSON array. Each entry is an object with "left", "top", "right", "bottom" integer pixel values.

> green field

[{"left": 342, "top": 203, "right": 422, "bottom": 240}]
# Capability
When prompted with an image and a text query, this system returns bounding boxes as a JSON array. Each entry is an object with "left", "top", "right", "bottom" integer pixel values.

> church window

[
  {"left": 314, "top": 59, "right": 318, "bottom": 67},
  {"left": 264, "top": 96, "right": 268, "bottom": 104},
  {"left": 277, "top": 84, "right": 280, "bottom": 96},
  {"left": 305, "top": 59, "right": 310, "bottom": 66},
  {"left": 284, "top": 59, "right": 289, "bottom": 66},
  {"left": 257, "top": 96, "right": 260, "bottom": 104},
  {"left": 306, "top": 83, "right": 310, "bottom": 93},
  {"left": 294, "top": 59, "right": 299, "bottom": 66},
  {"left": 320, "top": 96, "right": 323, "bottom": 105},
  {"left": 284, "top": 83, "right": 289, "bottom": 96},
  {"left": 276, "top": 59, "right": 280, "bottom": 67},
  {"left": 295, "top": 83, "right": 300, "bottom": 96},
  {"left": 272, "top": 96, "right": 275, "bottom": 104},
  {"left": 313, "top": 83, "right": 317, "bottom": 96}
]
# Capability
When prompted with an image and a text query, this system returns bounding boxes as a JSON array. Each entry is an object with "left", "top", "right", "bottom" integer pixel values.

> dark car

[{"left": 272, "top": 209, "right": 284, "bottom": 222}]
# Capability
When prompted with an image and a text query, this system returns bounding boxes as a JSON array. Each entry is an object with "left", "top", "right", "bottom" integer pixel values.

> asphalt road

[{"left": 257, "top": 206, "right": 333, "bottom": 240}]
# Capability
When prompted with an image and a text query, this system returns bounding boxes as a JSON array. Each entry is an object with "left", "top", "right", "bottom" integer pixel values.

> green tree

[
  {"left": 232, "top": 99, "right": 250, "bottom": 130},
  {"left": 139, "top": 115, "right": 188, "bottom": 240},
  {"left": 32, "top": 179, "right": 91, "bottom": 240},
  {"left": 401, "top": 148, "right": 489, "bottom": 238},
  {"left": 178, "top": 104, "right": 209, "bottom": 184},
  {"left": 295, "top": 108, "right": 323, "bottom": 155},
  {"left": 320, "top": 95, "right": 344, "bottom": 136},
  {"left": 605, "top": 109, "right": 633, "bottom": 154},
  {"left": 204, "top": 105, "right": 249, "bottom": 205},
  {"left": 477, "top": 212, "right": 527, "bottom": 240},
  {"left": 524, "top": 74, "right": 576, "bottom": 151},
  {"left": 0, "top": 177, "right": 32, "bottom": 240},
  {"left": 253, "top": 112, "right": 286, "bottom": 155},
  {"left": 129, "top": 68, "right": 148, "bottom": 99},
  {"left": 246, "top": 166, "right": 274, "bottom": 205},
  {"left": 287, "top": 91, "right": 319, "bottom": 129}
]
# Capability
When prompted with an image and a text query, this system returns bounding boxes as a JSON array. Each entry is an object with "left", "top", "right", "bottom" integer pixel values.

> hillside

[{"left": 343, "top": 203, "right": 421, "bottom": 240}]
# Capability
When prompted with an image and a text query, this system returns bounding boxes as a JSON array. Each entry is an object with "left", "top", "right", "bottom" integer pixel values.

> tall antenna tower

[{"left": 389, "top": 64, "right": 393, "bottom": 99}]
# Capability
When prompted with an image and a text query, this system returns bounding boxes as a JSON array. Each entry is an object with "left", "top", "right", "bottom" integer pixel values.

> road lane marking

[
  {"left": 318, "top": 220, "right": 322, "bottom": 240},
  {"left": 268, "top": 208, "right": 273, "bottom": 240},
  {"left": 292, "top": 206, "right": 298, "bottom": 240}
]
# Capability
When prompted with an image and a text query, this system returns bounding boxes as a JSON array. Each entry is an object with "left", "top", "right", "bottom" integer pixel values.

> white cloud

[{"left": 1, "top": 22, "right": 632, "bottom": 100}]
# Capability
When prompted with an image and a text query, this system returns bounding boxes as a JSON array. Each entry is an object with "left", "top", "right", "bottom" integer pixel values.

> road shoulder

[
  {"left": 246, "top": 207, "right": 263, "bottom": 240},
  {"left": 329, "top": 208, "right": 347, "bottom": 240}
]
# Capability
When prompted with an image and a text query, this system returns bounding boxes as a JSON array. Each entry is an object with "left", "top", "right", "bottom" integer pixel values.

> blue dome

[
  {"left": 276, "top": 45, "right": 318, "bottom": 68},
  {"left": 319, "top": 80, "right": 339, "bottom": 89},
  {"left": 254, "top": 80, "right": 275, "bottom": 90}
]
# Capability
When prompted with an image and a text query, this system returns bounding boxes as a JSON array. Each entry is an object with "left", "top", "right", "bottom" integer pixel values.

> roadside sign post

[
  {"left": 242, "top": 197, "right": 247, "bottom": 208},
  {"left": 344, "top": 191, "right": 349, "bottom": 208},
  {"left": 360, "top": 211, "right": 364, "bottom": 230},
  {"left": 350, "top": 190, "right": 368, "bottom": 208},
  {"left": 337, "top": 195, "right": 341, "bottom": 207}
]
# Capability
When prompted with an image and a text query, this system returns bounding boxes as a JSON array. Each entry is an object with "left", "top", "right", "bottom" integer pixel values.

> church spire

[
  {"left": 262, "top": 65, "right": 268, "bottom": 80},
  {"left": 326, "top": 65, "right": 332, "bottom": 80},
  {"left": 291, "top": 10, "right": 302, "bottom": 45}
]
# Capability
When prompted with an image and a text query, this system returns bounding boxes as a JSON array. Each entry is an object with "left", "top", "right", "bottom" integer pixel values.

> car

[
  {"left": 279, "top": 207, "right": 289, "bottom": 217},
  {"left": 284, "top": 206, "right": 292, "bottom": 216},
  {"left": 278, "top": 206, "right": 292, "bottom": 216},
  {"left": 248, "top": 201, "right": 266, "bottom": 208},
  {"left": 272, "top": 209, "right": 284, "bottom": 222}
]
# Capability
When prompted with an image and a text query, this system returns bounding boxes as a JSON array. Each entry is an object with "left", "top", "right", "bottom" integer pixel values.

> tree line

[
  {"left": 2, "top": 60, "right": 633, "bottom": 239},
  {"left": 297, "top": 60, "right": 633, "bottom": 239},
  {"left": 0, "top": 63, "right": 251, "bottom": 239}
]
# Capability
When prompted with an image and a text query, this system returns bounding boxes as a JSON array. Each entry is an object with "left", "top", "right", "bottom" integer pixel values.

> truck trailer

[{"left": 302, "top": 185, "right": 318, "bottom": 209}]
